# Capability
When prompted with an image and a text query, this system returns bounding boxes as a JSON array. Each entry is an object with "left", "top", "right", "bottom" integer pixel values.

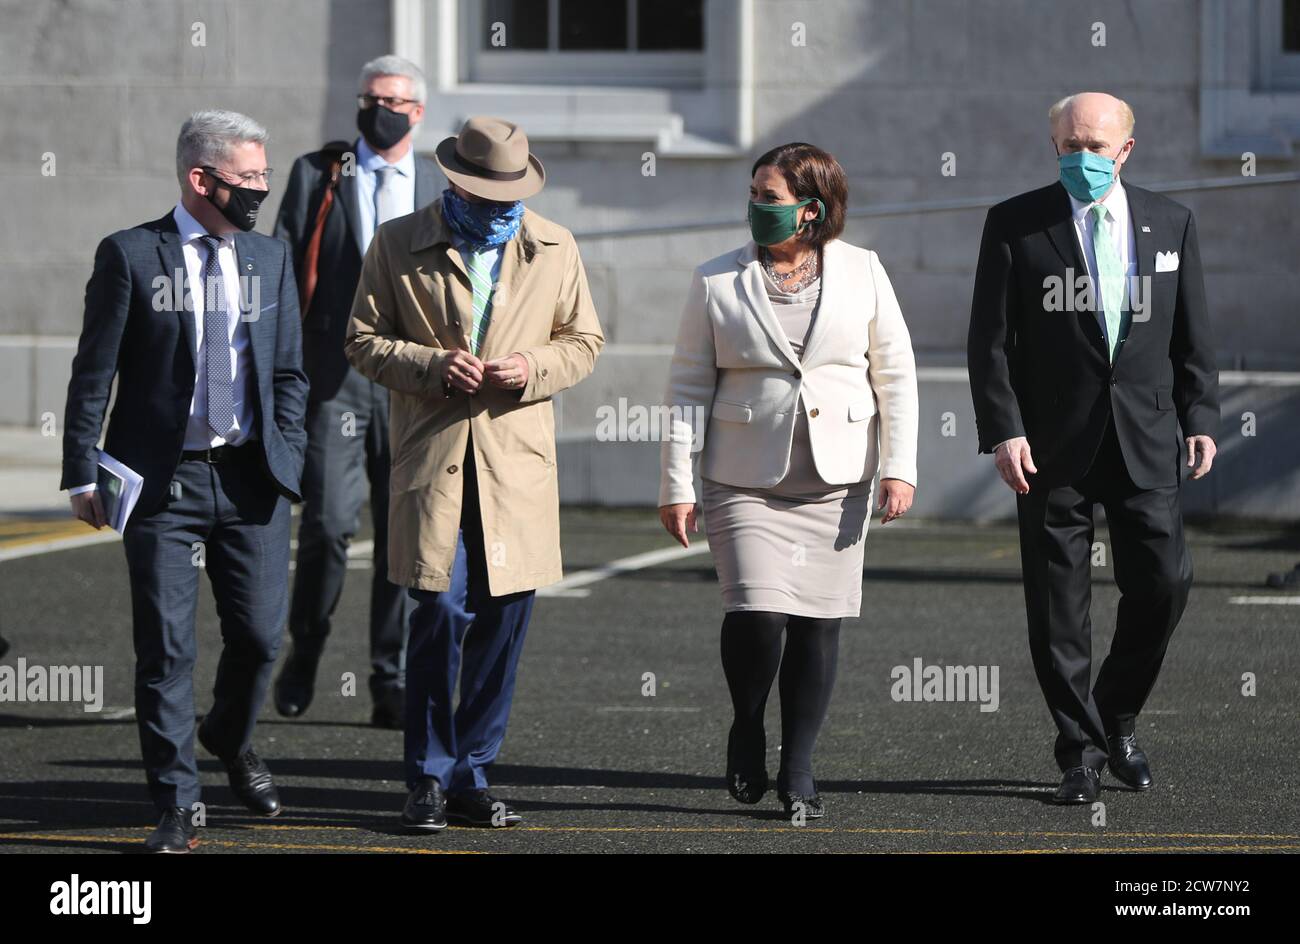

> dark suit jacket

[
  {"left": 967, "top": 181, "right": 1219, "bottom": 490},
  {"left": 61, "top": 210, "right": 309, "bottom": 516},
  {"left": 273, "top": 140, "right": 440, "bottom": 402}
]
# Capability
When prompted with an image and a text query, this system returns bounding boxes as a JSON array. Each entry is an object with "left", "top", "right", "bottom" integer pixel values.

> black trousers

[
  {"left": 1016, "top": 418, "right": 1192, "bottom": 772},
  {"left": 289, "top": 368, "right": 409, "bottom": 697}
]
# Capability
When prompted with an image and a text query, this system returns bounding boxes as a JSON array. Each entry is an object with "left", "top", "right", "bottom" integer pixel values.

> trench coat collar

[{"left": 409, "top": 196, "right": 556, "bottom": 282}]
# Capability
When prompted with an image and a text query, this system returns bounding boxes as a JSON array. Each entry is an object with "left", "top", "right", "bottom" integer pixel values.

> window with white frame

[
  {"left": 1200, "top": 0, "right": 1300, "bottom": 155},
  {"left": 463, "top": 0, "right": 706, "bottom": 86},
  {"left": 1256, "top": 0, "right": 1300, "bottom": 89}
]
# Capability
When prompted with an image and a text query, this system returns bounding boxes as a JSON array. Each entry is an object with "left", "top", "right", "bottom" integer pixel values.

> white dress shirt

[
  {"left": 1068, "top": 177, "right": 1137, "bottom": 310},
  {"left": 67, "top": 202, "right": 256, "bottom": 495},
  {"left": 356, "top": 136, "right": 416, "bottom": 252}
]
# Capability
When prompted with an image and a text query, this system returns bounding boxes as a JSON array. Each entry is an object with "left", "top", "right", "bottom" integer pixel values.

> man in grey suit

[
  {"left": 272, "top": 55, "right": 439, "bottom": 728},
  {"left": 62, "top": 110, "right": 309, "bottom": 852}
]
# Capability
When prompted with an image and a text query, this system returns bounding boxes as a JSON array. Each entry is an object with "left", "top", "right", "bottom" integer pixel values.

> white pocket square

[{"left": 1154, "top": 250, "right": 1179, "bottom": 272}]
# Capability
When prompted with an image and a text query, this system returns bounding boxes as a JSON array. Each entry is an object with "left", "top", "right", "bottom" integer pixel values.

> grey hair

[
  {"left": 1048, "top": 93, "right": 1135, "bottom": 137},
  {"left": 359, "top": 54, "right": 427, "bottom": 103},
  {"left": 175, "top": 109, "right": 269, "bottom": 187}
]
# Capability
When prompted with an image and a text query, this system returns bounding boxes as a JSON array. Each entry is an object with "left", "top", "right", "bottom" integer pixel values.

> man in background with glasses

[
  {"left": 61, "top": 109, "right": 309, "bottom": 852},
  {"left": 272, "top": 55, "right": 440, "bottom": 729}
]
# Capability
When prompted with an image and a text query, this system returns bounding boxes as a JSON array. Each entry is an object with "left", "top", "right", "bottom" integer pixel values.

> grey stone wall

[{"left": 2, "top": 0, "right": 1296, "bottom": 518}]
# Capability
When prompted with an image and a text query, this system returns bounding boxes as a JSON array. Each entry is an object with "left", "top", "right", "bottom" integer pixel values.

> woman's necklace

[{"left": 760, "top": 245, "right": 820, "bottom": 294}]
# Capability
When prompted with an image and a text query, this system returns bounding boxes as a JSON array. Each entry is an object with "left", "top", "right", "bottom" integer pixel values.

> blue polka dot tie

[{"left": 198, "top": 234, "right": 235, "bottom": 439}]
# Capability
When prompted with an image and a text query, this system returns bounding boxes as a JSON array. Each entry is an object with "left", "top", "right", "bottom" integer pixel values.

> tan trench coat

[{"left": 345, "top": 199, "right": 603, "bottom": 596}]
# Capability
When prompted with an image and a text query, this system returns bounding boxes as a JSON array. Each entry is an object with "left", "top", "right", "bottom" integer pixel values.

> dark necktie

[{"left": 197, "top": 234, "right": 234, "bottom": 439}]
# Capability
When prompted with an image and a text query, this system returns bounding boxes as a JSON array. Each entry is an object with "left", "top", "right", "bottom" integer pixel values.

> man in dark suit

[
  {"left": 62, "top": 109, "right": 308, "bottom": 852},
  {"left": 967, "top": 92, "right": 1219, "bottom": 804},
  {"left": 272, "top": 55, "right": 439, "bottom": 728}
]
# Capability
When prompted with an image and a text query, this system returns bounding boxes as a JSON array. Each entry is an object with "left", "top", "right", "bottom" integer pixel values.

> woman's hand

[
  {"left": 658, "top": 503, "right": 699, "bottom": 548},
  {"left": 877, "top": 478, "right": 914, "bottom": 524}
]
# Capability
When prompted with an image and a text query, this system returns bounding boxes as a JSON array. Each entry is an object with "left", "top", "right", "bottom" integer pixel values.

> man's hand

[
  {"left": 70, "top": 490, "right": 108, "bottom": 530},
  {"left": 483, "top": 352, "right": 529, "bottom": 392},
  {"left": 994, "top": 436, "right": 1037, "bottom": 494},
  {"left": 441, "top": 349, "right": 484, "bottom": 394},
  {"left": 658, "top": 502, "right": 699, "bottom": 548},
  {"left": 1186, "top": 435, "right": 1216, "bottom": 480},
  {"left": 877, "top": 478, "right": 915, "bottom": 524}
]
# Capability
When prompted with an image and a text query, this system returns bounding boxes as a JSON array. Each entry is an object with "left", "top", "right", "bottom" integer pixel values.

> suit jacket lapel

[
  {"left": 1115, "top": 182, "right": 1153, "bottom": 371},
  {"left": 1043, "top": 182, "right": 1108, "bottom": 360},
  {"left": 736, "top": 241, "right": 802, "bottom": 369},
  {"left": 1044, "top": 181, "right": 1088, "bottom": 277},
  {"left": 1125, "top": 182, "right": 1153, "bottom": 305},
  {"left": 337, "top": 157, "right": 366, "bottom": 259},
  {"left": 232, "top": 234, "right": 270, "bottom": 391},
  {"left": 155, "top": 215, "right": 196, "bottom": 370},
  {"left": 796, "top": 239, "right": 841, "bottom": 366}
]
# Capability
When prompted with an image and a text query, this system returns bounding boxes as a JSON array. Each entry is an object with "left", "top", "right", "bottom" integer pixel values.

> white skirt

[{"left": 700, "top": 406, "right": 873, "bottom": 619}]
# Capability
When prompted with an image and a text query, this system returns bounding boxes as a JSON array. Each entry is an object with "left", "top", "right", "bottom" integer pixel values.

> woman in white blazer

[{"left": 658, "top": 143, "right": 919, "bottom": 819}]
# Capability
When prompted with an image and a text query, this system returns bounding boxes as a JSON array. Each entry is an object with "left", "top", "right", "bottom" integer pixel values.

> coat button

[
  {"left": 540, "top": 368, "right": 548, "bottom": 378},
  {"left": 793, "top": 370, "right": 801, "bottom": 379},
  {"left": 447, "top": 465, "right": 458, "bottom": 474},
  {"left": 809, "top": 407, "right": 819, "bottom": 418}
]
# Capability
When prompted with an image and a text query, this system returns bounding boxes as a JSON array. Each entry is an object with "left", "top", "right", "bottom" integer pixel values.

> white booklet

[{"left": 95, "top": 451, "right": 144, "bottom": 532}]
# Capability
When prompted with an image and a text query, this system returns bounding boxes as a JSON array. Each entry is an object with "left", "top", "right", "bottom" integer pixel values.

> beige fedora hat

[{"left": 434, "top": 115, "right": 545, "bottom": 202}]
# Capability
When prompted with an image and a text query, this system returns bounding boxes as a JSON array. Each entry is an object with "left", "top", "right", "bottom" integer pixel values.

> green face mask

[{"left": 747, "top": 197, "right": 825, "bottom": 246}]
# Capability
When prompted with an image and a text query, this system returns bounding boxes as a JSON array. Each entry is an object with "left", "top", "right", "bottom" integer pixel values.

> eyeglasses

[
  {"left": 358, "top": 94, "right": 419, "bottom": 110},
  {"left": 202, "top": 165, "right": 274, "bottom": 187}
]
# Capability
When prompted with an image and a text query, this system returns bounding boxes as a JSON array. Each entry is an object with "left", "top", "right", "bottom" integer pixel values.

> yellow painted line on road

[
  {"left": 0, "top": 832, "right": 481, "bottom": 853},
  {"left": 4, "top": 823, "right": 1293, "bottom": 853},
  {"left": 0, "top": 519, "right": 94, "bottom": 541},
  {"left": 919, "top": 844, "right": 1300, "bottom": 854},
  {"left": 6, "top": 817, "right": 1297, "bottom": 843},
  {"left": 0, "top": 522, "right": 119, "bottom": 561}
]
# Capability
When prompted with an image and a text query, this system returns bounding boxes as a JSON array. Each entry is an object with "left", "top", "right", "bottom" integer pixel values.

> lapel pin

[{"left": 1141, "top": 225, "right": 1150, "bottom": 232}]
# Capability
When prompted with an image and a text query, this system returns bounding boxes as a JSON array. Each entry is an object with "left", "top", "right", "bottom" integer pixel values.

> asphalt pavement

[{"left": 1, "top": 506, "right": 1297, "bottom": 854}]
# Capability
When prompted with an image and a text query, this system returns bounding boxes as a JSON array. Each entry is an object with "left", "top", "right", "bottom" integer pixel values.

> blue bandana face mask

[
  {"left": 1057, "top": 150, "right": 1117, "bottom": 202},
  {"left": 441, "top": 187, "right": 525, "bottom": 250}
]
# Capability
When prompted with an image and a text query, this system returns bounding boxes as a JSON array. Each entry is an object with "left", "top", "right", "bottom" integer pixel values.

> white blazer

[{"left": 659, "top": 237, "right": 919, "bottom": 507}]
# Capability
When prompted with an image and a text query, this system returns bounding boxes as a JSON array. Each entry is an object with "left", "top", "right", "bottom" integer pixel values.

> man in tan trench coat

[{"left": 346, "top": 116, "right": 603, "bottom": 830}]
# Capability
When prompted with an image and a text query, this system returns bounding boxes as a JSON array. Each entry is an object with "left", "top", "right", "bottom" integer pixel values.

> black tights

[{"left": 720, "top": 610, "right": 841, "bottom": 795}]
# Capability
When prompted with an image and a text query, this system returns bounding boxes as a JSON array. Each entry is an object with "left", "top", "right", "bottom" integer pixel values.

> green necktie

[
  {"left": 1090, "top": 204, "right": 1125, "bottom": 362},
  {"left": 465, "top": 249, "right": 495, "bottom": 357}
]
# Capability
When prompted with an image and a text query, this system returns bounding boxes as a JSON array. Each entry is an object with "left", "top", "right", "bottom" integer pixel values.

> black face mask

[
  {"left": 203, "top": 171, "right": 268, "bottom": 232},
  {"left": 357, "top": 104, "right": 411, "bottom": 151}
]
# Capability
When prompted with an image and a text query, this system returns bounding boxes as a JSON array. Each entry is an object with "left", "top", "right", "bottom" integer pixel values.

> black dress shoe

[
  {"left": 401, "top": 777, "right": 448, "bottom": 831},
  {"left": 725, "top": 723, "right": 769, "bottom": 805},
  {"left": 778, "top": 791, "right": 825, "bottom": 820},
  {"left": 274, "top": 644, "right": 321, "bottom": 718},
  {"left": 1052, "top": 765, "right": 1102, "bottom": 804},
  {"left": 197, "top": 722, "right": 281, "bottom": 816},
  {"left": 1107, "top": 734, "right": 1153, "bottom": 790},
  {"left": 370, "top": 686, "right": 405, "bottom": 730},
  {"left": 143, "top": 807, "right": 199, "bottom": 853},
  {"left": 445, "top": 789, "right": 523, "bottom": 827}
]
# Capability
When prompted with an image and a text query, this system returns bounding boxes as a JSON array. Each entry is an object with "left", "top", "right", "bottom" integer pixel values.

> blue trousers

[{"left": 404, "top": 443, "right": 535, "bottom": 793}]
